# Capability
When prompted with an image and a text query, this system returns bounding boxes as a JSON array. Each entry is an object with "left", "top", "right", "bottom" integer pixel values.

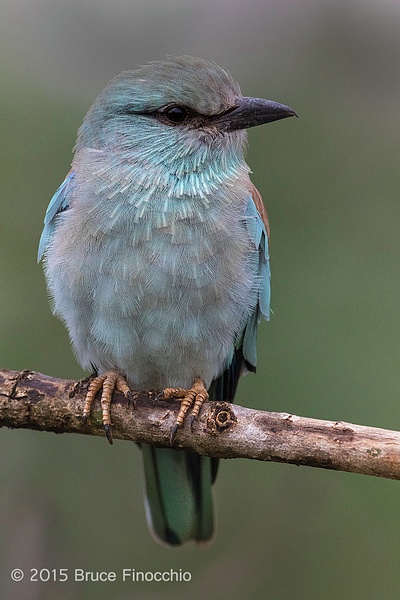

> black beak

[{"left": 212, "top": 96, "right": 297, "bottom": 132}]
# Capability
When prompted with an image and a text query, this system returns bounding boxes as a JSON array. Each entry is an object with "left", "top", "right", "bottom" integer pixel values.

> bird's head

[{"left": 76, "top": 55, "right": 296, "bottom": 180}]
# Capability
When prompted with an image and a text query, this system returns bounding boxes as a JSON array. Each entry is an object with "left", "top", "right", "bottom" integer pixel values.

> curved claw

[
  {"left": 169, "top": 424, "right": 179, "bottom": 446},
  {"left": 189, "top": 414, "right": 196, "bottom": 432},
  {"left": 104, "top": 424, "right": 113, "bottom": 445},
  {"left": 126, "top": 389, "right": 136, "bottom": 409},
  {"left": 154, "top": 391, "right": 165, "bottom": 404}
]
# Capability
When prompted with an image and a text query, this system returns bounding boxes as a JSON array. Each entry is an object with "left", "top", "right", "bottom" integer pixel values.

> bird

[{"left": 38, "top": 55, "right": 296, "bottom": 546}]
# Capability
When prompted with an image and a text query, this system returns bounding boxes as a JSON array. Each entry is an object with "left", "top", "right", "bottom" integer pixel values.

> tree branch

[{"left": 1, "top": 368, "right": 400, "bottom": 480}]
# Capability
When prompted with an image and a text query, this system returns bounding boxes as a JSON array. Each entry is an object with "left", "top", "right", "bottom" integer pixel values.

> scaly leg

[
  {"left": 159, "top": 377, "right": 209, "bottom": 444},
  {"left": 82, "top": 371, "right": 131, "bottom": 444}
]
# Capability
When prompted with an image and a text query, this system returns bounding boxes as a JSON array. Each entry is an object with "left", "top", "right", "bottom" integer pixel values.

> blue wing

[
  {"left": 210, "top": 185, "right": 270, "bottom": 407},
  {"left": 37, "top": 171, "right": 75, "bottom": 262},
  {"left": 241, "top": 190, "right": 271, "bottom": 370}
]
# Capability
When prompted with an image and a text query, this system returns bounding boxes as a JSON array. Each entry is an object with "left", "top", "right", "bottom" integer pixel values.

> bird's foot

[
  {"left": 82, "top": 371, "right": 132, "bottom": 445},
  {"left": 158, "top": 377, "right": 208, "bottom": 445}
]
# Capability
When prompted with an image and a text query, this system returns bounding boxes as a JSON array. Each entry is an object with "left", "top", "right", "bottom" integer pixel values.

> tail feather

[
  {"left": 141, "top": 350, "right": 245, "bottom": 545},
  {"left": 142, "top": 444, "right": 214, "bottom": 546}
]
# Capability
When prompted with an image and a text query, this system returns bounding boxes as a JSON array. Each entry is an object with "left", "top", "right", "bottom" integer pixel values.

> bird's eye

[{"left": 163, "top": 105, "right": 188, "bottom": 124}]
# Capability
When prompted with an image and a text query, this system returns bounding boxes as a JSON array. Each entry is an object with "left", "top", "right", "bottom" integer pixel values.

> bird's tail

[
  {"left": 141, "top": 444, "right": 217, "bottom": 546},
  {"left": 141, "top": 350, "right": 245, "bottom": 545}
]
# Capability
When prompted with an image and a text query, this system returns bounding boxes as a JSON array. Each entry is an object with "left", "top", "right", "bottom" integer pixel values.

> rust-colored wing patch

[{"left": 250, "top": 182, "right": 270, "bottom": 242}]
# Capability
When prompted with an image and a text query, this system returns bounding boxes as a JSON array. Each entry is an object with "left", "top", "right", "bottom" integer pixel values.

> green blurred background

[{"left": 1, "top": 1, "right": 400, "bottom": 598}]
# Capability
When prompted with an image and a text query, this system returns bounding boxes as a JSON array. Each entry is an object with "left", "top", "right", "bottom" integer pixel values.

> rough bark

[{"left": 1, "top": 368, "right": 400, "bottom": 480}]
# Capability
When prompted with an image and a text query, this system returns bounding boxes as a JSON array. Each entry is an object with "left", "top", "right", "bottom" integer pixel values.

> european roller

[{"left": 38, "top": 56, "right": 296, "bottom": 545}]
